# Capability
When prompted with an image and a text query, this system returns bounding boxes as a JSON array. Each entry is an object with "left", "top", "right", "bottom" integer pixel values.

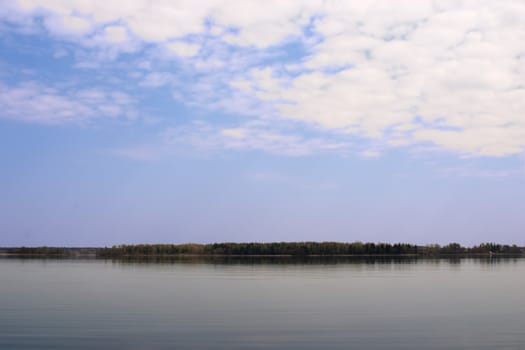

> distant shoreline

[
  {"left": 1, "top": 242, "right": 524, "bottom": 258},
  {"left": 2, "top": 253, "right": 521, "bottom": 257}
]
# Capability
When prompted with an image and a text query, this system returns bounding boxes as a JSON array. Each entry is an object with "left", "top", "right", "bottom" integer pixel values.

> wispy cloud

[
  {"left": 438, "top": 166, "right": 525, "bottom": 178},
  {"left": 0, "top": 81, "right": 136, "bottom": 124},
  {"left": 164, "top": 120, "right": 352, "bottom": 156},
  {"left": 113, "top": 119, "right": 354, "bottom": 160}
]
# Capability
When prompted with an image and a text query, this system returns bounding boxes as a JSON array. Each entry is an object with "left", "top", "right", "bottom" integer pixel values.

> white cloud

[
  {"left": 60, "top": 15, "right": 91, "bottom": 33},
  {"left": 103, "top": 25, "right": 128, "bottom": 43},
  {"left": 139, "top": 72, "right": 176, "bottom": 88},
  {"left": 224, "top": 1, "right": 525, "bottom": 156},
  {"left": 112, "top": 120, "right": 353, "bottom": 160},
  {"left": 359, "top": 149, "right": 381, "bottom": 159},
  {"left": 220, "top": 128, "right": 246, "bottom": 139},
  {"left": 2, "top": 0, "right": 525, "bottom": 157},
  {"left": 5, "top": 0, "right": 315, "bottom": 48},
  {"left": 166, "top": 41, "right": 200, "bottom": 58},
  {"left": 0, "top": 81, "right": 135, "bottom": 124},
  {"left": 161, "top": 120, "right": 351, "bottom": 156}
]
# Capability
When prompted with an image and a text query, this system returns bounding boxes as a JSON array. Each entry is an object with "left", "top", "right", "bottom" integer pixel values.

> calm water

[{"left": 1, "top": 257, "right": 524, "bottom": 349}]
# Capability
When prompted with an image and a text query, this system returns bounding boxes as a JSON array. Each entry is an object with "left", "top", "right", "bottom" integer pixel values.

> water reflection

[
  {"left": 2, "top": 255, "right": 523, "bottom": 266},
  {"left": 1, "top": 257, "right": 525, "bottom": 349},
  {"left": 104, "top": 255, "right": 525, "bottom": 266}
]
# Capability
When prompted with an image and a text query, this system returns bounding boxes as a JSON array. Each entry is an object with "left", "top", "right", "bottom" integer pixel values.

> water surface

[{"left": 1, "top": 257, "right": 524, "bottom": 349}]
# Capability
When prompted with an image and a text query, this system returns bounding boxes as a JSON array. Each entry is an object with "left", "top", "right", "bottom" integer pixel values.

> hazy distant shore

[{"left": 1, "top": 242, "right": 524, "bottom": 258}]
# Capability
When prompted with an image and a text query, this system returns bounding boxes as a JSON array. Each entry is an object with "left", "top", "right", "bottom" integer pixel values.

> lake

[{"left": 1, "top": 257, "right": 524, "bottom": 349}]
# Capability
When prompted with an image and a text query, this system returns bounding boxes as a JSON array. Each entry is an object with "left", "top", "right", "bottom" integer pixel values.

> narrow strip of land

[{"left": 1, "top": 242, "right": 523, "bottom": 258}]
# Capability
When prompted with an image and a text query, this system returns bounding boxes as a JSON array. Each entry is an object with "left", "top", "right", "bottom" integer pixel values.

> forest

[
  {"left": 1, "top": 242, "right": 523, "bottom": 257},
  {"left": 97, "top": 242, "right": 523, "bottom": 257}
]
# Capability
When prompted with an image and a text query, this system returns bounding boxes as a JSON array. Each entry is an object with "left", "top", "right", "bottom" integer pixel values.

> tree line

[
  {"left": 95, "top": 242, "right": 524, "bottom": 257},
  {"left": 0, "top": 247, "right": 98, "bottom": 256},
  {"left": 1, "top": 242, "right": 523, "bottom": 257}
]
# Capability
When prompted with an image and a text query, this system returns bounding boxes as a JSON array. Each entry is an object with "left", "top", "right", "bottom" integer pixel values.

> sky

[{"left": 1, "top": 0, "right": 525, "bottom": 247}]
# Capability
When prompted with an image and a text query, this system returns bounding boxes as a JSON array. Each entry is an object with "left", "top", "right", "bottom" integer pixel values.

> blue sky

[{"left": 1, "top": 1, "right": 525, "bottom": 246}]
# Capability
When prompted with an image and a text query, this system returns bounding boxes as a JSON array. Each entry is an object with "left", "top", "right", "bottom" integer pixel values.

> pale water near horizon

[{"left": 1, "top": 257, "right": 524, "bottom": 349}]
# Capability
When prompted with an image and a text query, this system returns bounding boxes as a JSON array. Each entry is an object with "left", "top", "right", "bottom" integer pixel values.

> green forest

[
  {"left": 1, "top": 242, "right": 523, "bottom": 257},
  {"left": 96, "top": 242, "right": 523, "bottom": 257}
]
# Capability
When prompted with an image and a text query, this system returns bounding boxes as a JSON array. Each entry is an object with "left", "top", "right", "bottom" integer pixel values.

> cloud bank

[{"left": 1, "top": 0, "right": 524, "bottom": 156}]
